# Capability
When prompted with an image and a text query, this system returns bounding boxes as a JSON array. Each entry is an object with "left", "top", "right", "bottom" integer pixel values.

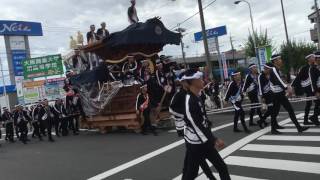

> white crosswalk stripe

[
  {"left": 196, "top": 173, "right": 268, "bottom": 180},
  {"left": 280, "top": 128, "right": 320, "bottom": 133},
  {"left": 240, "top": 144, "right": 320, "bottom": 155},
  {"left": 257, "top": 135, "right": 320, "bottom": 142},
  {"left": 284, "top": 124, "right": 315, "bottom": 127},
  {"left": 224, "top": 156, "right": 320, "bottom": 174},
  {"left": 176, "top": 113, "right": 320, "bottom": 180}
]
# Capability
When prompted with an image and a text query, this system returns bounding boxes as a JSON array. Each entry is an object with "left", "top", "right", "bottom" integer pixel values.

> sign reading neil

[{"left": 0, "top": 20, "right": 43, "bottom": 36}]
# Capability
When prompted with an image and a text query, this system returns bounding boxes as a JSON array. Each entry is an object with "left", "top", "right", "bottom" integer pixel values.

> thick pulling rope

[{"left": 206, "top": 96, "right": 319, "bottom": 115}]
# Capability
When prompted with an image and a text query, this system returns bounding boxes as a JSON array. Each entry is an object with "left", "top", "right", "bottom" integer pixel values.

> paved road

[{"left": 0, "top": 104, "right": 319, "bottom": 180}]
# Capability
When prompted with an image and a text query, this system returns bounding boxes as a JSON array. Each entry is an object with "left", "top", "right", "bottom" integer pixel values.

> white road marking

[
  {"left": 284, "top": 124, "right": 315, "bottom": 127},
  {"left": 172, "top": 113, "right": 304, "bottom": 180},
  {"left": 88, "top": 116, "right": 259, "bottom": 180},
  {"left": 240, "top": 144, "right": 320, "bottom": 155},
  {"left": 225, "top": 156, "right": 320, "bottom": 174},
  {"left": 197, "top": 173, "right": 269, "bottom": 180},
  {"left": 258, "top": 135, "right": 320, "bottom": 142},
  {"left": 280, "top": 128, "right": 320, "bottom": 133}
]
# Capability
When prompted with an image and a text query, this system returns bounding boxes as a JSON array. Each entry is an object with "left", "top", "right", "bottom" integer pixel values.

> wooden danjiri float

[{"left": 65, "top": 18, "right": 181, "bottom": 133}]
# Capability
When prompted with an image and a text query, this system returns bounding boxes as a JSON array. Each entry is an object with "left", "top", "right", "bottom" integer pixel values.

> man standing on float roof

[
  {"left": 269, "top": 54, "right": 309, "bottom": 134},
  {"left": 128, "top": 0, "right": 139, "bottom": 24}
]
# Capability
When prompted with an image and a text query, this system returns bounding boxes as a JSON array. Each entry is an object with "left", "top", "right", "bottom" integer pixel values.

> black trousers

[
  {"left": 18, "top": 121, "right": 28, "bottom": 143},
  {"left": 32, "top": 122, "right": 42, "bottom": 140},
  {"left": 233, "top": 102, "right": 248, "bottom": 130},
  {"left": 211, "top": 94, "right": 221, "bottom": 109},
  {"left": 141, "top": 108, "right": 155, "bottom": 133},
  {"left": 182, "top": 144, "right": 216, "bottom": 180},
  {"left": 40, "top": 120, "right": 53, "bottom": 140},
  {"left": 312, "top": 99, "right": 320, "bottom": 120},
  {"left": 182, "top": 142, "right": 231, "bottom": 180},
  {"left": 304, "top": 88, "right": 314, "bottom": 122},
  {"left": 40, "top": 120, "right": 47, "bottom": 136},
  {"left": 261, "top": 93, "right": 274, "bottom": 121},
  {"left": 5, "top": 122, "right": 14, "bottom": 141},
  {"left": 61, "top": 117, "right": 69, "bottom": 136},
  {"left": 54, "top": 117, "right": 61, "bottom": 136},
  {"left": 248, "top": 92, "right": 263, "bottom": 123},
  {"left": 68, "top": 116, "right": 78, "bottom": 134},
  {"left": 271, "top": 92, "right": 302, "bottom": 130}
]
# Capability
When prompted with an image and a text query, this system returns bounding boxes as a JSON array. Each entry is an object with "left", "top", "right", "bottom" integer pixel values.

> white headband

[
  {"left": 305, "top": 54, "right": 315, "bottom": 59},
  {"left": 181, "top": 71, "right": 203, "bottom": 80},
  {"left": 263, "top": 64, "right": 272, "bottom": 69},
  {"left": 231, "top": 72, "right": 240, "bottom": 76},
  {"left": 271, "top": 55, "right": 281, "bottom": 61}
]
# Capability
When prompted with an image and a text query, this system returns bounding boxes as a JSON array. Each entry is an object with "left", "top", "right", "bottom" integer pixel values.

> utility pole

[
  {"left": 230, "top": 35, "right": 235, "bottom": 62},
  {"left": 315, "top": 0, "right": 320, "bottom": 50},
  {"left": 0, "top": 56, "right": 8, "bottom": 109},
  {"left": 280, "top": 0, "right": 290, "bottom": 44},
  {"left": 197, "top": 0, "right": 213, "bottom": 79}
]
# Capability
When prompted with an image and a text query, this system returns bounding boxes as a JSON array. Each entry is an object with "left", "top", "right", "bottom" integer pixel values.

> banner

[
  {"left": 258, "top": 46, "right": 272, "bottom": 71},
  {"left": 221, "top": 52, "right": 228, "bottom": 79},
  {"left": 23, "top": 54, "right": 64, "bottom": 79}
]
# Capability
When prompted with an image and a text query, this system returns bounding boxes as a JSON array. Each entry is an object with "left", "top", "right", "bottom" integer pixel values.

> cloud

[{"left": 0, "top": 0, "right": 316, "bottom": 60}]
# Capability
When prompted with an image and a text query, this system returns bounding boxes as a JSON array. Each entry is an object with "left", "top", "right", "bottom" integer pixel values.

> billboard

[
  {"left": 194, "top": 25, "right": 227, "bottom": 42},
  {"left": 23, "top": 54, "right": 64, "bottom": 79},
  {"left": 23, "top": 78, "right": 65, "bottom": 104},
  {"left": 258, "top": 46, "right": 272, "bottom": 71},
  {"left": 0, "top": 20, "right": 43, "bottom": 36},
  {"left": 12, "top": 50, "right": 27, "bottom": 76}
]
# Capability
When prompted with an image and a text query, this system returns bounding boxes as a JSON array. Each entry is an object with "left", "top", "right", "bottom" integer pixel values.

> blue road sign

[
  {"left": 0, "top": 20, "right": 43, "bottom": 36},
  {"left": 194, "top": 25, "right": 227, "bottom": 42},
  {"left": 12, "top": 50, "right": 27, "bottom": 76},
  {"left": 0, "top": 85, "right": 17, "bottom": 94}
]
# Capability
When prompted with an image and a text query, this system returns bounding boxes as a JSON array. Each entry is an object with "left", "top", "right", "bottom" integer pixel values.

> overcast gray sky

[{"left": 0, "top": 0, "right": 317, "bottom": 80}]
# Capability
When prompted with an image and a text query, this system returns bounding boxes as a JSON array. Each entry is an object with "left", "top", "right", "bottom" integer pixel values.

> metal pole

[
  {"left": 280, "top": 0, "right": 290, "bottom": 44},
  {"left": 245, "top": 1, "right": 260, "bottom": 70},
  {"left": 197, "top": 0, "right": 213, "bottom": 79},
  {"left": 215, "top": 37, "right": 224, "bottom": 84},
  {"left": 315, "top": 0, "right": 320, "bottom": 50},
  {"left": 0, "top": 56, "right": 8, "bottom": 108},
  {"left": 180, "top": 41, "right": 187, "bottom": 66}
]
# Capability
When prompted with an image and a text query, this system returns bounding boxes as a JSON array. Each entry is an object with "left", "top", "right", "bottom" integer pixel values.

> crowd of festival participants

[
  {"left": 0, "top": 93, "right": 84, "bottom": 145},
  {"left": 167, "top": 52, "right": 320, "bottom": 180},
  {"left": 2, "top": 2, "right": 319, "bottom": 179}
]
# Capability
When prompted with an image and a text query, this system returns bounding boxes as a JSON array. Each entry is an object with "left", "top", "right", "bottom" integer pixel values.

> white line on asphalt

[
  {"left": 224, "top": 156, "right": 320, "bottom": 174},
  {"left": 240, "top": 144, "right": 320, "bottom": 155},
  {"left": 280, "top": 128, "right": 320, "bottom": 133},
  {"left": 173, "top": 113, "right": 304, "bottom": 180},
  {"left": 88, "top": 116, "right": 259, "bottom": 180},
  {"left": 197, "top": 173, "right": 269, "bottom": 180},
  {"left": 258, "top": 135, "right": 320, "bottom": 142},
  {"left": 284, "top": 124, "right": 315, "bottom": 127}
]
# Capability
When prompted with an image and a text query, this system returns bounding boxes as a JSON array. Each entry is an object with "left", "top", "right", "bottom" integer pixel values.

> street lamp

[{"left": 234, "top": 0, "right": 259, "bottom": 67}]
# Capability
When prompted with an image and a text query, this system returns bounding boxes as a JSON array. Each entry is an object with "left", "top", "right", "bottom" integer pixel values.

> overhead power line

[{"left": 170, "top": 0, "right": 217, "bottom": 30}]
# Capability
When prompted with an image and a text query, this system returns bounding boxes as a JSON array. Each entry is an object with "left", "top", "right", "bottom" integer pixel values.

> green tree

[
  {"left": 245, "top": 29, "right": 273, "bottom": 57},
  {"left": 280, "top": 40, "right": 317, "bottom": 75}
]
